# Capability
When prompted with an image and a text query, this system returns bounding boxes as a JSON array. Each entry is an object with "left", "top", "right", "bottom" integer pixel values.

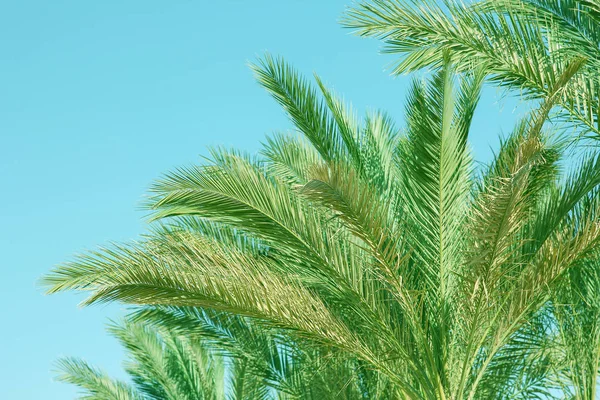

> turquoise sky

[{"left": 0, "top": 1, "right": 522, "bottom": 398}]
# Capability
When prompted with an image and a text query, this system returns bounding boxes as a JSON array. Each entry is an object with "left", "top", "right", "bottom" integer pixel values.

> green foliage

[
  {"left": 343, "top": 0, "right": 600, "bottom": 138},
  {"left": 44, "top": 12, "right": 600, "bottom": 398},
  {"left": 56, "top": 320, "right": 230, "bottom": 400}
]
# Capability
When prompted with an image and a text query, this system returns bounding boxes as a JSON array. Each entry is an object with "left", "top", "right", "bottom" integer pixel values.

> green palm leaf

[{"left": 45, "top": 53, "right": 600, "bottom": 398}]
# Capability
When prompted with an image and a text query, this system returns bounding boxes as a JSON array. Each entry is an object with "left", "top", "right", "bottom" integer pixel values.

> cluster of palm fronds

[{"left": 44, "top": 1, "right": 600, "bottom": 399}]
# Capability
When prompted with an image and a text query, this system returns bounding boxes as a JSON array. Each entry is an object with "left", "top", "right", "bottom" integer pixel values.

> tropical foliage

[
  {"left": 56, "top": 320, "right": 228, "bottom": 400},
  {"left": 58, "top": 307, "right": 385, "bottom": 400},
  {"left": 45, "top": 1, "right": 600, "bottom": 398},
  {"left": 60, "top": 308, "right": 397, "bottom": 399},
  {"left": 344, "top": 0, "right": 600, "bottom": 138}
]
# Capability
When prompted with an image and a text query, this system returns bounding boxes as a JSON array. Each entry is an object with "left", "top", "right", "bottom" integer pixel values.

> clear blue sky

[{"left": 0, "top": 1, "right": 522, "bottom": 398}]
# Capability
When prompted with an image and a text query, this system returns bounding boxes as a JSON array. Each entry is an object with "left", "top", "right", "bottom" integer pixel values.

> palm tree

[
  {"left": 43, "top": 54, "right": 600, "bottom": 398},
  {"left": 344, "top": 0, "right": 600, "bottom": 138},
  {"left": 345, "top": 1, "right": 600, "bottom": 396}
]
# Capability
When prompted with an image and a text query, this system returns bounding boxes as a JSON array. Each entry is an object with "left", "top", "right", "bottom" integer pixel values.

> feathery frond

[{"left": 45, "top": 52, "right": 600, "bottom": 398}]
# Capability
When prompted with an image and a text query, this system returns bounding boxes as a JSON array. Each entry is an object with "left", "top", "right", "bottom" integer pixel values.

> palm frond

[
  {"left": 344, "top": 0, "right": 597, "bottom": 136},
  {"left": 56, "top": 357, "right": 143, "bottom": 400}
]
